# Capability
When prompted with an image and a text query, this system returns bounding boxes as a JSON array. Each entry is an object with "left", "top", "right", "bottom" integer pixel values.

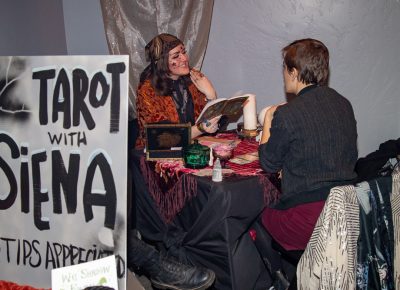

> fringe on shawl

[
  {"left": 140, "top": 157, "right": 197, "bottom": 223},
  {"left": 258, "top": 174, "right": 281, "bottom": 206}
]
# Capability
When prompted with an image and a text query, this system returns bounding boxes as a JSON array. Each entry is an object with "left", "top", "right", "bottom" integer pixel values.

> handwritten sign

[
  {"left": 0, "top": 56, "right": 128, "bottom": 290},
  {"left": 52, "top": 255, "right": 118, "bottom": 290}
]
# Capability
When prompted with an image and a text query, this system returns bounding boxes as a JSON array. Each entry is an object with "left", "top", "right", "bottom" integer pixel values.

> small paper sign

[{"left": 51, "top": 255, "right": 118, "bottom": 290}]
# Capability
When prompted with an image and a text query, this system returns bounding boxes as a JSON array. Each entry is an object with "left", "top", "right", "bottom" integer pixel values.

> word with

[{"left": 48, "top": 131, "right": 87, "bottom": 147}]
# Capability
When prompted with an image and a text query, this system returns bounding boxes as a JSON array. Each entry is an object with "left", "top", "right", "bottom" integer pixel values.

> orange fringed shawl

[{"left": 135, "top": 79, "right": 207, "bottom": 148}]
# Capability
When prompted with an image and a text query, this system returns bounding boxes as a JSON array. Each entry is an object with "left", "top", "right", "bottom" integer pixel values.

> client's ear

[{"left": 290, "top": 68, "right": 299, "bottom": 81}]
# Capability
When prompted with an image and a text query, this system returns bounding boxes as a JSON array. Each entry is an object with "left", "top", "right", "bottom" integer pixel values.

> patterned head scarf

[{"left": 145, "top": 33, "right": 182, "bottom": 64}]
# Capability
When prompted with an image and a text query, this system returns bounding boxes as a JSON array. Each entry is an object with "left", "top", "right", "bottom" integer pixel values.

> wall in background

[
  {"left": 0, "top": 0, "right": 67, "bottom": 55},
  {"left": 62, "top": 0, "right": 108, "bottom": 55},
  {"left": 203, "top": 0, "right": 400, "bottom": 157},
  {"left": 1, "top": 0, "right": 399, "bottom": 157}
]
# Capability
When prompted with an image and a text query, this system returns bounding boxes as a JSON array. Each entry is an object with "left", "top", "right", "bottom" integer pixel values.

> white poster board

[
  {"left": 0, "top": 56, "right": 128, "bottom": 290},
  {"left": 51, "top": 255, "right": 118, "bottom": 290}
]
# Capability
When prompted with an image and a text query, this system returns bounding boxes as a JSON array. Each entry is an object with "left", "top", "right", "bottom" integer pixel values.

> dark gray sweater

[{"left": 259, "top": 86, "right": 358, "bottom": 209}]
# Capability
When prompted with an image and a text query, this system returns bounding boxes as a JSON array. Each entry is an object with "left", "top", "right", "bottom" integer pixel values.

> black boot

[
  {"left": 127, "top": 233, "right": 215, "bottom": 290},
  {"left": 148, "top": 256, "right": 215, "bottom": 290}
]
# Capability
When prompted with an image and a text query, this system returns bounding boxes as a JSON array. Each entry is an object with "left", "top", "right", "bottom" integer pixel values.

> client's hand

[
  {"left": 260, "top": 103, "right": 286, "bottom": 144},
  {"left": 190, "top": 68, "right": 217, "bottom": 100},
  {"left": 264, "top": 102, "right": 287, "bottom": 124},
  {"left": 264, "top": 105, "right": 279, "bottom": 123},
  {"left": 201, "top": 115, "right": 221, "bottom": 134}
]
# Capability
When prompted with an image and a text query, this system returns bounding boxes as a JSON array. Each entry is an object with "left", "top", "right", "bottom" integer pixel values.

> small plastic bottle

[{"left": 212, "top": 158, "right": 223, "bottom": 182}]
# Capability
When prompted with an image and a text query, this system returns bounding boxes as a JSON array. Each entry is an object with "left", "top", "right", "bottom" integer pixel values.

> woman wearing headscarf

[
  {"left": 135, "top": 33, "right": 220, "bottom": 148},
  {"left": 128, "top": 34, "right": 218, "bottom": 290}
]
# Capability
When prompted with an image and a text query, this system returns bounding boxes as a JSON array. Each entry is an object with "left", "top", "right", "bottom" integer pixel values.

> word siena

[
  {"left": 0, "top": 132, "right": 117, "bottom": 231},
  {"left": 32, "top": 62, "right": 125, "bottom": 133}
]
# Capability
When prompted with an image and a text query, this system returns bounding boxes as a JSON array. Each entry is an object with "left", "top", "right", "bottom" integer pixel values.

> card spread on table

[
  {"left": 197, "top": 136, "right": 241, "bottom": 148},
  {"left": 193, "top": 168, "right": 234, "bottom": 176},
  {"left": 229, "top": 152, "right": 259, "bottom": 164}
]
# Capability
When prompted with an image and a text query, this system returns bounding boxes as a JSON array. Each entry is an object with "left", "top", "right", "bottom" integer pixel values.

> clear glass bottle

[{"left": 212, "top": 158, "right": 223, "bottom": 182}]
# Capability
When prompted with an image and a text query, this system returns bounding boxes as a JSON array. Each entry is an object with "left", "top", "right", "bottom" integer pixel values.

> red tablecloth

[
  {"left": 138, "top": 133, "right": 280, "bottom": 222},
  {"left": 0, "top": 281, "right": 47, "bottom": 290}
]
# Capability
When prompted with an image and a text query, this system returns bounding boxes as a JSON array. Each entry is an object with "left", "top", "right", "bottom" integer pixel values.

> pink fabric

[
  {"left": 262, "top": 200, "right": 326, "bottom": 251},
  {"left": 0, "top": 281, "right": 47, "bottom": 290}
]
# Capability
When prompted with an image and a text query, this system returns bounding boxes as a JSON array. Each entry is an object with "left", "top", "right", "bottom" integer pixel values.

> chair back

[{"left": 297, "top": 166, "right": 400, "bottom": 290}]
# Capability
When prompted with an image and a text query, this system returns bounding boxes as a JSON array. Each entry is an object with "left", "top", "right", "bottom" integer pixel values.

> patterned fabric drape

[
  {"left": 297, "top": 166, "right": 400, "bottom": 290},
  {"left": 99, "top": 0, "right": 214, "bottom": 119},
  {"left": 297, "top": 184, "right": 360, "bottom": 290},
  {"left": 356, "top": 178, "right": 394, "bottom": 290}
]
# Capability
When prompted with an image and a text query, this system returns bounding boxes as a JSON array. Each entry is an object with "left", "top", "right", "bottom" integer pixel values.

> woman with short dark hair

[
  {"left": 258, "top": 38, "right": 358, "bottom": 288},
  {"left": 281, "top": 38, "right": 329, "bottom": 86}
]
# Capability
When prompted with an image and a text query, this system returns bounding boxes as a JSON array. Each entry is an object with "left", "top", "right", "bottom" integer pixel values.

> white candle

[{"left": 243, "top": 94, "right": 257, "bottom": 130}]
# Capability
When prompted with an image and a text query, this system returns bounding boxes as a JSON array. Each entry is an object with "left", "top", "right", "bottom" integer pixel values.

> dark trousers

[
  {"left": 252, "top": 218, "right": 283, "bottom": 274},
  {"left": 251, "top": 217, "right": 303, "bottom": 289},
  {"left": 127, "top": 231, "right": 159, "bottom": 271}
]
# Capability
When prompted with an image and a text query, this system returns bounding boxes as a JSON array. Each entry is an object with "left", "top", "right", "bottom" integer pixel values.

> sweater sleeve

[{"left": 258, "top": 109, "right": 290, "bottom": 173}]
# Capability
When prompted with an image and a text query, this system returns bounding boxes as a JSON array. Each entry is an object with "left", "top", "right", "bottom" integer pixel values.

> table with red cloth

[
  {"left": 0, "top": 281, "right": 47, "bottom": 290},
  {"left": 130, "top": 133, "right": 280, "bottom": 290}
]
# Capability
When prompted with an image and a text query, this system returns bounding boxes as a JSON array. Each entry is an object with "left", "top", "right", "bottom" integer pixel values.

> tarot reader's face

[{"left": 168, "top": 44, "right": 189, "bottom": 80}]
